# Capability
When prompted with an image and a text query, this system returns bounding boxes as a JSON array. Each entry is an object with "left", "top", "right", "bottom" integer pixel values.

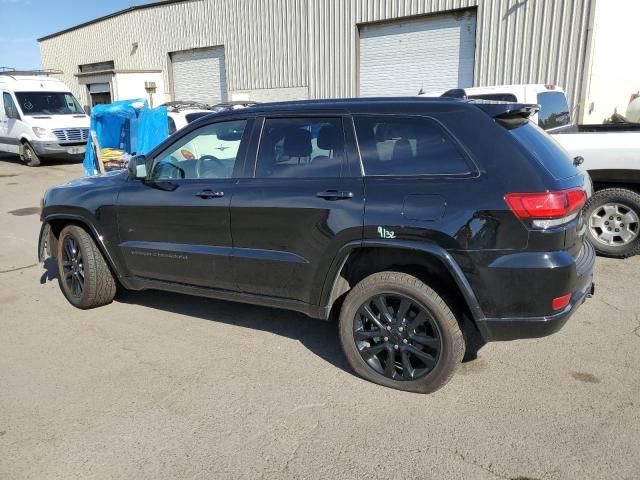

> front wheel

[
  {"left": 56, "top": 225, "right": 117, "bottom": 309},
  {"left": 22, "top": 142, "right": 41, "bottom": 167},
  {"left": 338, "top": 272, "right": 465, "bottom": 394},
  {"left": 584, "top": 188, "right": 640, "bottom": 258}
]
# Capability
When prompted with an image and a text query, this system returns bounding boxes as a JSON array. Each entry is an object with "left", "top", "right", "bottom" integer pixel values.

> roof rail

[{"left": 0, "top": 68, "right": 64, "bottom": 78}]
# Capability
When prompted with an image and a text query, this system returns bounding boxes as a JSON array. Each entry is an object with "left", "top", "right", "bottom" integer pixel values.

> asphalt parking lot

[{"left": 0, "top": 155, "right": 639, "bottom": 480}]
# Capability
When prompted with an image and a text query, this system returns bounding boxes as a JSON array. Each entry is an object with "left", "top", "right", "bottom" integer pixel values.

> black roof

[
  {"left": 233, "top": 96, "right": 464, "bottom": 115},
  {"left": 38, "top": 0, "right": 193, "bottom": 41}
]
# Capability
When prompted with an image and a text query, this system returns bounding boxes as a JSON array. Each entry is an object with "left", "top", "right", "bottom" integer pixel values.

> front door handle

[
  {"left": 196, "top": 189, "right": 224, "bottom": 199},
  {"left": 316, "top": 190, "right": 353, "bottom": 201}
]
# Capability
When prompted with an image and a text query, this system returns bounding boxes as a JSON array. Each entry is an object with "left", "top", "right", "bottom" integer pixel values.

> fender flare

[
  {"left": 39, "top": 213, "right": 123, "bottom": 279},
  {"left": 319, "top": 239, "right": 485, "bottom": 323}
]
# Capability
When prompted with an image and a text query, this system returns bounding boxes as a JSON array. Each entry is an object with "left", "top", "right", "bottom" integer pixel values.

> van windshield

[{"left": 14, "top": 91, "right": 84, "bottom": 116}]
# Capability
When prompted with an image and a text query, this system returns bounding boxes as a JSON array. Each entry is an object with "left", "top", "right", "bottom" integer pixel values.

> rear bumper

[
  {"left": 476, "top": 279, "right": 594, "bottom": 341},
  {"left": 463, "top": 240, "right": 596, "bottom": 341}
]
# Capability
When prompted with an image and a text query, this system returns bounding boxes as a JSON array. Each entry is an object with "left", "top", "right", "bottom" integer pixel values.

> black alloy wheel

[
  {"left": 61, "top": 235, "right": 85, "bottom": 297},
  {"left": 354, "top": 293, "right": 442, "bottom": 381}
]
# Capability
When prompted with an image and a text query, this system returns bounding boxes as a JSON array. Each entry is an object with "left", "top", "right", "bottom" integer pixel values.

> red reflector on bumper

[{"left": 552, "top": 293, "right": 572, "bottom": 311}]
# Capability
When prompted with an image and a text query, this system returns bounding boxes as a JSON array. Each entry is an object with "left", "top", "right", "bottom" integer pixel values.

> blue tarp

[{"left": 83, "top": 99, "right": 168, "bottom": 176}]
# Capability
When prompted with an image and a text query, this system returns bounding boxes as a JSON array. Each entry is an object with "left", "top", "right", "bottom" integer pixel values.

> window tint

[
  {"left": 353, "top": 116, "right": 471, "bottom": 176},
  {"left": 15, "top": 91, "right": 83, "bottom": 115},
  {"left": 150, "top": 119, "right": 246, "bottom": 180},
  {"left": 537, "top": 91, "right": 570, "bottom": 130},
  {"left": 3, "top": 92, "right": 19, "bottom": 118},
  {"left": 255, "top": 117, "right": 345, "bottom": 178},
  {"left": 468, "top": 93, "right": 518, "bottom": 102},
  {"left": 509, "top": 122, "right": 577, "bottom": 179},
  {"left": 168, "top": 116, "right": 177, "bottom": 135}
]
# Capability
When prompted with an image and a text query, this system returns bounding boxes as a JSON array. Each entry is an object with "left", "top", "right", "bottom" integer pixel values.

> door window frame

[
  {"left": 246, "top": 114, "right": 362, "bottom": 179},
  {"left": 145, "top": 115, "right": 255, "bottom": 183}
]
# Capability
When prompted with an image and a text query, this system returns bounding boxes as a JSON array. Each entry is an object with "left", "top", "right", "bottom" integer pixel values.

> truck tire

[
  {"left": 56, "top": 225, "right": 117, "bottom": 309},
  {"left": 22, "top": 142, "right": 41, "bottom": 167},
  {"left": 584, "top": 188, "right": 640, "bottom": 258},
  {"left": 338, "top": 271, "right": 465, "bottom": 394}
]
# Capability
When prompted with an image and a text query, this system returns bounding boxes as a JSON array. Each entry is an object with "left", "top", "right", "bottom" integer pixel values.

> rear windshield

[
  {"left": 537, "top": 91, "right": 570, "bottom": 130},
  {"left": 509, "top": 122, "right": 578, "bottom": 179},
  {"left": 15, "top": 91, "right": 83, "bottom": 116}
]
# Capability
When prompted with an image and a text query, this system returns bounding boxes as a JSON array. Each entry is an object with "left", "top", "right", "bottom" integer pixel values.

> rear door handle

[
  {"left": 196, "top": 189, "right": 224, "bottom": 199},
  {"left": 316, "top": 190, "right": 353, "bottom": 200}
]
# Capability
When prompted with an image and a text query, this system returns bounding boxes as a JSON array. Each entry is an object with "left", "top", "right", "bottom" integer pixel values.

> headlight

[{"left": 32, "top": 127, "right": 57, "bottom": 140}]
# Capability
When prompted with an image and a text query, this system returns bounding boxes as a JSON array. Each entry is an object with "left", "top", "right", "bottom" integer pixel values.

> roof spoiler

[{"left": 471, "top": 102, "right": 540, "bottom": 128}]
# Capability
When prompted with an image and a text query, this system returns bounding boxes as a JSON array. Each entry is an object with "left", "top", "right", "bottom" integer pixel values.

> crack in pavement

[{"left": 0, "top": 263, "right": 38, "bottom": 274}]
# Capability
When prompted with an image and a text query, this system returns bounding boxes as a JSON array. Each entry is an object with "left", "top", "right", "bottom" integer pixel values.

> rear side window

[
  {"left": 509, "top": 122, "right": 577, "bottom": 179},
  {"left": 353, "top": 115, "right": 471, "bottom": 176},
  {"left": 255, "top": 117, "right": 345, "bottom": 178},
  {"left": 537, "top": 91, "right": 570, "bottom": 130}
]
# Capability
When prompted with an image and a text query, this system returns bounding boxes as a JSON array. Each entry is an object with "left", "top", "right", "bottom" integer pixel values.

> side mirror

[{"left": 127, "top": 155, "right": 147, "bottom": 179}]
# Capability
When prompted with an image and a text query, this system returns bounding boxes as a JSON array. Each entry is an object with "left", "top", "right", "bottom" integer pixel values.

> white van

[{"left": 0, "top": 71, "right": 89, "bottom": 166}]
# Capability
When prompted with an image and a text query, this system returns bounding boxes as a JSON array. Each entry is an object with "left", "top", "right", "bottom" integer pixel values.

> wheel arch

[
  {"left": 320, "top": 240, "right": 485, "bottom": 326},
  {"left": 41, "top": 213, "right": 123, "bottom": 280}
]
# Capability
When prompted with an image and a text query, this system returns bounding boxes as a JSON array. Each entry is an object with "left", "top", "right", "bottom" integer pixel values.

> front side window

[
  {"left": 150, "top": 119, "right": 247, "bottom": 180},
  {"left": 3, "top": 92, "right": 19, "bottom": 118},
  {"left": 14, "top": 91, "right": 84, "bottom": 116},
  {"left": 255, "top": 117, "right": 345, "bottom": 178},
  {"left": 353, "top": 115, "right": 471, "bottom": 176},
  {"left": 537, "top": 91, "right": 570, "bottom": 130}
]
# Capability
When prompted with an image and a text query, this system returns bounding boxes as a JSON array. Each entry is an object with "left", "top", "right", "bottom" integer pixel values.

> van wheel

[
  {"left": 338, "top": 271, "right": 465, "bottom": 394},
  {"left": 56, "top": 225, "right": 117, "bottom": 309},
  {"left": 584, "top": 188, "right": 640, "bottom": 258},
  {"left": 22, "top": 142, "right": 41, "bottom": 167}
]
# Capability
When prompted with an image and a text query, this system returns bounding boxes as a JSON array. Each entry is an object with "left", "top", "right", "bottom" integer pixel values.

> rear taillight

[
  {"left": 552, "top": 293, "right": 572, "bottom": 311},
  {"left": 505, "top": 188, "right": 586, "bottom": 228}
]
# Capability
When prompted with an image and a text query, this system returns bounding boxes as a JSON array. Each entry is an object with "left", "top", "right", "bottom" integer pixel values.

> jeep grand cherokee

[{"left": 39, "top": 98, "right": 595, "bottom": 393}]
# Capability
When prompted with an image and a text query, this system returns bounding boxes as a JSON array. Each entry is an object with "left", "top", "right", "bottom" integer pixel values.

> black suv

[{"left": 39, "top": 98, "right": 595, "bottom": 393}]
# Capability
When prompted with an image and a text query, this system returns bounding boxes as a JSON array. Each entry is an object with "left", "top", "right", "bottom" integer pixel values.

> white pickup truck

[{"left": 421, "top": 84, "right": 640, "bottom": 258}]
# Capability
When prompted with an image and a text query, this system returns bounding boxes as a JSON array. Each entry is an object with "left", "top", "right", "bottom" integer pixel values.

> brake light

[
  {"left": 552, "top": 293, "right": 572, "bottom": 310},
  {"left": 505, "top": 188, "right": 586, "bottom": 219},
  {"left": 544, "top": 84, "right": 557, "bottom": 90}
]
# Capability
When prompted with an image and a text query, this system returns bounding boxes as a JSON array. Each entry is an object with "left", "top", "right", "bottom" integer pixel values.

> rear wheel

[
  {"left": 22, "top": 142, "right": 41, "bottom": 167},
  {"left": 56, "top": 225, "right": 117, "bottom": 309},
  {"left": 339, "top": 271, "right": 465, "bottom": 393},
  {"left": 585, "top": 188, "right": 640, "bottom": 258}
]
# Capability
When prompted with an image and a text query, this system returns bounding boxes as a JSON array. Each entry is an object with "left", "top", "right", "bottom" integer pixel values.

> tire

[
  {"left": 338, "top": 271, "right": 465, "bottom": 394},
  {"left": 56, "top": 225, "right": 117, "bottom": 309},
  {"left": 22, "top": 142, "right": 41, "bottom": 167},
  {"left": 584, "top": 188, "right": 640, "bottom": 258}
]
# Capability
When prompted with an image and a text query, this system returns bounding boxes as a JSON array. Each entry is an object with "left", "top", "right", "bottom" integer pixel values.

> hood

[
  {"left": 60, "top": 169, "right": 128, "bottom": 189},
  {"left": 25, "top": 114, "right": 90, "bottom": 130}
]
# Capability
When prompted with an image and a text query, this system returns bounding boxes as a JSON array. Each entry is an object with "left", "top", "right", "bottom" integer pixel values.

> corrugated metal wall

[
  {"left": 40, "top": 0, "right": 595, "bottom": 113},
  {"left": 39, "top": 0, "right": 308, "bottom": 106},
  {"left": 308, "top": 0, "right": 594, "bottom": 114}
]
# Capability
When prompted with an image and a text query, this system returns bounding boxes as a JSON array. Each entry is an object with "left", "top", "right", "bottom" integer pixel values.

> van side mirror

[{"left": 127, "top": 155, "right": 148, "bottom": 179}]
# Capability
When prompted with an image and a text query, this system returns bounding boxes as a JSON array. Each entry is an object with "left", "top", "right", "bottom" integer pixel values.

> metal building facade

[{"left": 39, "top": 0, "right": 595, "bottom": 117}]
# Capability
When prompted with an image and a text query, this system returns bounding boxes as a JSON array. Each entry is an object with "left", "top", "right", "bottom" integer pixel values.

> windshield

[
  {"left": 15, "top": 91, "right": 84, "bottom": 116},
  {"left": 509, "top": 121, "right": 578, "bottom": 179},
  {"left": 537, "top": 91, "right": 570, "bottom": 130}
]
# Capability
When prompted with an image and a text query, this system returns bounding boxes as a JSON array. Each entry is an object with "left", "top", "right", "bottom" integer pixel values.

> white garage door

[
  {"left": 359, "top": 11, "right": 476, "bottom": 96},
  {"left": 171, "top": 47, "right": 227, "bottom": 103}
]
